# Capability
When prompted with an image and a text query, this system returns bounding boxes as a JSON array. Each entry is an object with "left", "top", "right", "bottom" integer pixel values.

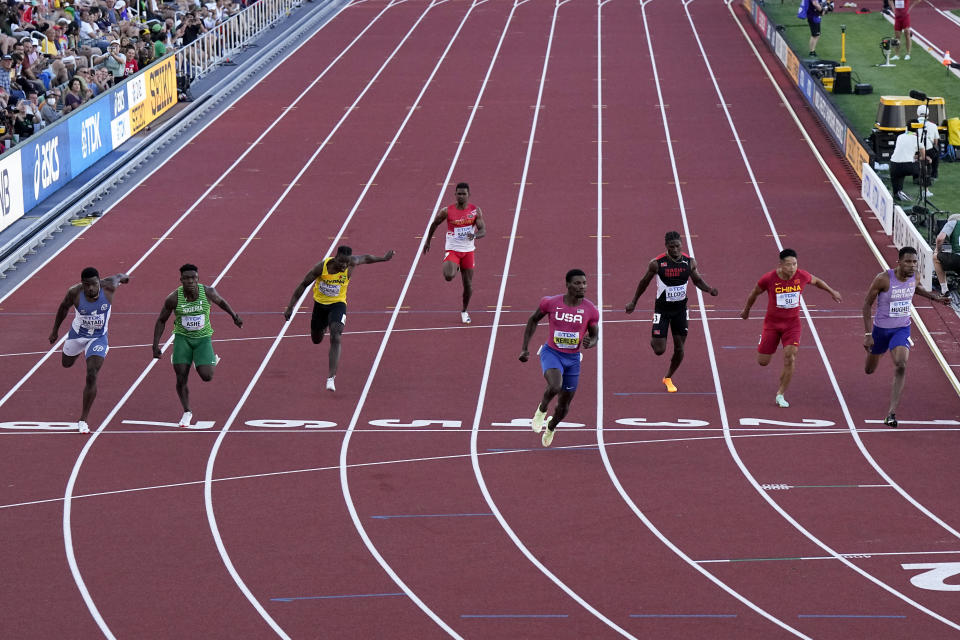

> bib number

[
  {"left": 665, "top": 284, "right": 686, "bottom": 302},
  {"left": 319, "top": 281, "right": 340, "bottom": 297},
  {"left": 181, "top": 315, "right": 205, "bottom": 331},
  {"left": 453, "top": 225, "right": 473, "bottom": 239},
  {"left": 894, "top": 0, "right": 904, "bottom": 7},
  {"left": 553, "top": 330, "right": 580, "bottom": 349},
  {"left": 776, "top": 291, "right": 800, "bottom": 309},
  {"left": 79, "top": 314, "right": 104, "bottom": 331},
  {"left": 889, "top": 299, "right": 911, "bottom": 318}
]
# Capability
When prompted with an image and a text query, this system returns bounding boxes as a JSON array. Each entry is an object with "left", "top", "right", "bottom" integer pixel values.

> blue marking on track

[
  {"left": 271, "top": 593, "right": 405, "bottom": 602},
  {"left": 797, "top": 614, "right": 907, "bottom": 619},
  {"left": 461, "top": 614, "right": 568, "bottom": 618},
  {"left": 370, "top": 513, "right": 493, "bottom": 519},
  {"left": 630, "top": 614, "right": 737, "bottom": 618}
]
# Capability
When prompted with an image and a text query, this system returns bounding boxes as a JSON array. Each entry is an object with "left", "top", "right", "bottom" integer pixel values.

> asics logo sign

[{"left": 33, "top": 138, "right": 60, "bottom": 199}]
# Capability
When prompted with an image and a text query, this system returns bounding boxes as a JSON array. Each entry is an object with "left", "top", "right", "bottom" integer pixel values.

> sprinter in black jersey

[{"left": 626, "top": 231, "right": 718, "bottom": 392}]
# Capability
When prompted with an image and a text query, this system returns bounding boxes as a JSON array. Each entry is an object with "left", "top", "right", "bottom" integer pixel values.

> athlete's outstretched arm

[
  {"left": 689, "top": 258, "right": 718, "bottom": 296},
  {"left": 354, "top": 250, "right": 395, "bottom": 266},
  {"left": 205, "top": 286, "right": 243, "bottom": 328},
  {"left": 519, "top": 308, "right": 546, "bottom": 362},
  {"left": 739, "top": 284, "right": 764, "bottom": 320},
  {"left": 625, "top": 260, "right": 659, "bottom": 313},
  {"left": 810, "top": 275, "right": 842, "bottom": 303},
  {"left": 153, "top": 291, "right": 178, "bottom": 358},
  {"left": 50, "top": 284, "right": 80, "bottom": 343},
  {"left": 915, "top": 282, "right": 951, "bottom": 305},
  {"left": 101, "top": 273, "right": 131, "bottom": 291},
  {"left": 283, "top": 263, "right": 324, "bottom": 321},
  {"left": 422, "top": 208, "right": 448, "bottom": 254},
  {"left": 471, "top": 208, "right": 486, "bottom": 241}
]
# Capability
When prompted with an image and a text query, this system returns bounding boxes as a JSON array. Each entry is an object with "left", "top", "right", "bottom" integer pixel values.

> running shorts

[
  {"left": 652, "top": 306, "right": 688, "bottom": 338},
  {"left": 63, "top": 334, "right": 109, "bottom": 359},
  {"left": 172, "top": 333, "right": 217, "bottom": 366},
  {"left": 312, "top": 301, "right": 347, "bottom": 336},
  {"left": 870, "top": 324, "right": 911, "bottom": 355},
  {"left": 539, "top": 344, "right": 582, "bottom": 392},
  {"left": 758, "top": 321, "right": 802, "bottom": 355},
  {"left": 443, "top": 250, "right": 475, "bottom": 270}
]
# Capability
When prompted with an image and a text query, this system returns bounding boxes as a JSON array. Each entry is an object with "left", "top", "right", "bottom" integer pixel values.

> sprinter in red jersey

[{"left": 740, "top": 249, "right": 841, "bottom": 408}]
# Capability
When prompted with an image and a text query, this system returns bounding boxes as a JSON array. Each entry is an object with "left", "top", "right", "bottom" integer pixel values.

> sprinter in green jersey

[{"left": 153, "top": 263, "right": 243, "bottom": 427}]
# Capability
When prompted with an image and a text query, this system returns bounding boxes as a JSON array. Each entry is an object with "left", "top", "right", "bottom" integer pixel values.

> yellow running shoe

[
  {"left": 541, "top": 424, "right": 555, "bottom": 447},
  {"left": 662, "top": 377, "right": 677, "bottom": 393},
  {"left": 532, "top": 406, "right": 547, "bottom": 433}
]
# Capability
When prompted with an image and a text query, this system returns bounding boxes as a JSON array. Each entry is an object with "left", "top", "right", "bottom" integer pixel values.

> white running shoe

[
  {"left": 775, "top": 394, "right": 789, "bottom": 408},
  {"left": 890, "top": 55, "right": 900, "bottom": 61},
  {"left": 924, "top": 189, "right": 933, "bottom": 197},
  {"left": 541, "top": 425, "right": 555, "bottom": 447},
  {"left": 461, "top": 311, "right": 471, "bottom": 324},
  {"left": 532, "top": 406, "right": 548, "bottom": 433},
  {"left": 326, "top": 377, "right": 336, "bottom": 392},
  {"left": 179, "top": 411, "right": 193, "bottom": 428},
  {"left": 904, "top": 54, "right": 911, "bottom": 60},
  {"left": 78, "top": 421, "right": 90, "bottom": 434}
]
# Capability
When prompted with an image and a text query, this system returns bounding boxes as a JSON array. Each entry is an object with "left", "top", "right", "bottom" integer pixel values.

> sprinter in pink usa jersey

[{"left": 519, "top": 269, "right": 599, "bottom": 447}]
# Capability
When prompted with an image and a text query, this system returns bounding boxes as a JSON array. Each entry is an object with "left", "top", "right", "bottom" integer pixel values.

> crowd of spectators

[{"left": 0, "top": 0, "right": 245, "bottom": 150}]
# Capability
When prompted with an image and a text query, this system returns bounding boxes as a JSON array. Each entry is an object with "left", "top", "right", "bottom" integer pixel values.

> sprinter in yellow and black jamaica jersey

[
  {"left": 153, "top": 263, "right": 243, "bottom": 428},
  {"left": 284, "top": 245, "right": 395, "bottom": 392}
]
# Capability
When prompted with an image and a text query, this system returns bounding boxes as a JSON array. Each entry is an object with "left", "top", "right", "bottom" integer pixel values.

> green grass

[{"left": 758, "top": 2, "right": 958, "bottom": 220}]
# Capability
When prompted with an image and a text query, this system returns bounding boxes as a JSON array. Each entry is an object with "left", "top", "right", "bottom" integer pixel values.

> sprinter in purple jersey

[
  {"left": 50, "top": 267, "right": 130, "bottom": 434},
  {"left": 520, "top": 269, "right": 599, "bottom": 447},
  {"left": 863, "top": 246, "right": 948, "bottom": 428}
]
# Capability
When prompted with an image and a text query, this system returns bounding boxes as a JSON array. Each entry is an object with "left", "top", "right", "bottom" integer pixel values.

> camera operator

[
  {"left": 916, "top": 105, "right": 939, "bottom": 195},
  {"left": 889, "top": 119, "right": 927, "bottom": 201},
  {"left": 799, "top": 0, "right": 832, "bottom": 57}
]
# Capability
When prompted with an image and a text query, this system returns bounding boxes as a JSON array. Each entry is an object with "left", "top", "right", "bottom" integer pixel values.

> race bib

[
  {"left": 318, "top": 281, "right": 341, "bottom": 297},
  {"left": 453, "top": 225, "right": 473, "bottom": 239},
  {"left": 553, "top": 330, "right": 580, "bottom": 349},
  {"left": 79, "top": 314, "right": 104, "bottom": 331},
  {"left": 776, "top": 291, "right": 800, "bottom": 309},
  {"left": 665, "top": 284, "right": 686, "bottom": 302},
  {"left": 181, "top": 315, "right": 205, "bottom": 331},
  {"left": 889, "top": 299, "right": 911, "bottom": 317},
  {"left": 894, "top": 0, "right": 904, "bottom": 7}
]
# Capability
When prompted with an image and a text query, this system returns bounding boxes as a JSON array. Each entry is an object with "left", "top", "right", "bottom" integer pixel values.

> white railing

[{"left": 175, "top": 0, "right": 302, "bottom": 82}]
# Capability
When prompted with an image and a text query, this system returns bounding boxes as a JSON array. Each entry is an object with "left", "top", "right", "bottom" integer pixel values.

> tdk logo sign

[
  {"left": 81, "top": 114, "right": 102, "bottom": 159},
  {"left": 0, "top": 168, "right": 10, "bottom": 217},
  {"left": 33, "top": 138, "right": 61, "bottom": 199}
]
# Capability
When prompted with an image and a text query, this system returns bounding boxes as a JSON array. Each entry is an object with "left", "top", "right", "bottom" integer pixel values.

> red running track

[{"left": 1, "top": 1, "right": 959, "bottom": 638}]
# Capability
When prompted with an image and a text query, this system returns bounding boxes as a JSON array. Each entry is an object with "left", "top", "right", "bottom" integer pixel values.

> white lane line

[
  {"left": 201, "top": 1, "right": 467, "bottom": 637},
  {"left": 699, "top": 548, "right": 960, "bottom": 563},
  {"left": 593, "top": 1, "right": 808, "bottom": 637},
  {"left": 466, "top": 1, "right": 635, "bottom": 637},
  {"left": 0, "top": 4, "right": 373, "bottom": 407},
  {"left": 686, "top": 0, "right": 960, "bottom": 630},
  {"left": 60, "top": 3, "right": 410, "bottom": 638},
  {"left": 1, "top": 428, "right": 911, "bottom": 512}
]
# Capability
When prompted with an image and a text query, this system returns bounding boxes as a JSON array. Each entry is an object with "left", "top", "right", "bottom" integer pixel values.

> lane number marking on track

[{"left": 902, "top": 563, "right": 960, "bottom": 591}]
